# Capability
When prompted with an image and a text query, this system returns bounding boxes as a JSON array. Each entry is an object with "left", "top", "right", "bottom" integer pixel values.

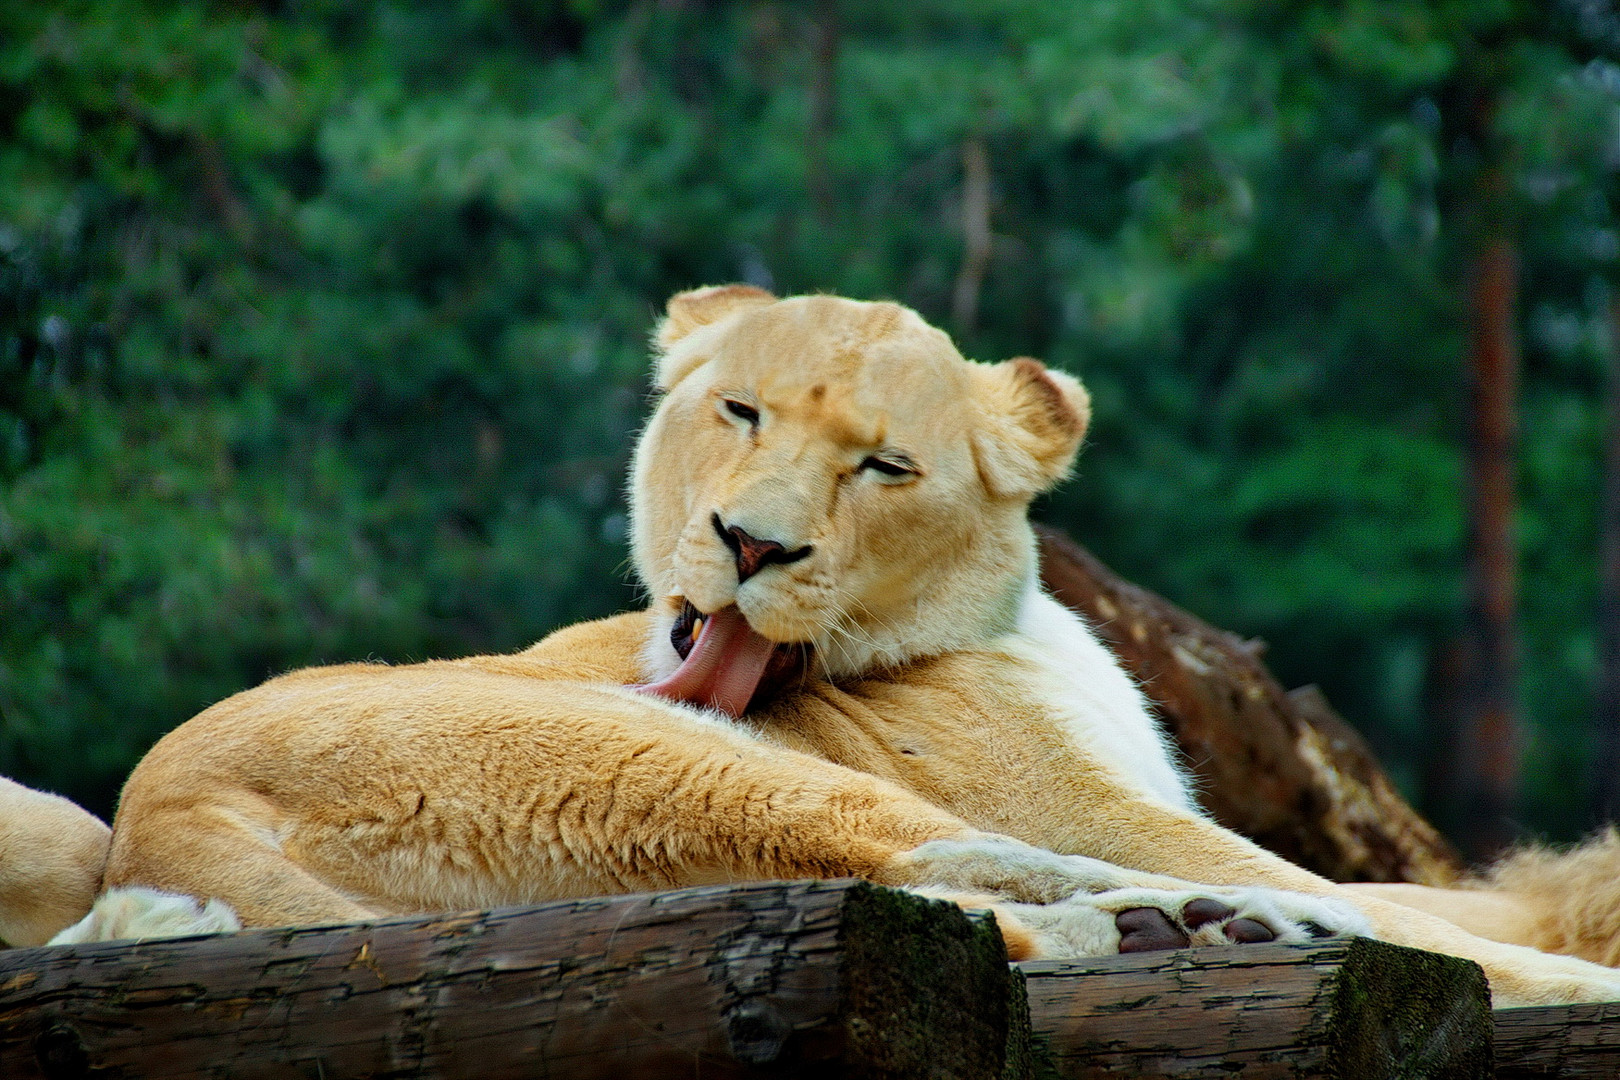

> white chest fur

[{"left": 1002, "top": 588, "right": 1196, "bottom": 811}]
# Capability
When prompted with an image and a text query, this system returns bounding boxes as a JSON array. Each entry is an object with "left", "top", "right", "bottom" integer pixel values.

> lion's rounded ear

[
  {"left": 652, "top": 284, "right": 776, "bottom": 389},
  {"left": 656, "top": 284, "right": 777, "bottom": 349},
  {"left": 971, "top": 358, "right": 1090, "bottom": 500}
]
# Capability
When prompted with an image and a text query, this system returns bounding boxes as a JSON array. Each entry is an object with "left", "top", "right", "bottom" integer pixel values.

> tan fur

[
  {"left": 1347, "top": 831, "right": 1620, "bottom": 969},
  {"left": 1488, "top": 832, "right": 1620, "bottom": 966},
  {"left": 26, "top": 289, "right": 1620, "bottom": 1005},
  {"left": 0, "top": 777, "right": 110, "bottom": 945}
]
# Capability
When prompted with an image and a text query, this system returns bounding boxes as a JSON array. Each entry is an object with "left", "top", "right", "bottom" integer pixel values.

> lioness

[{"left": 19, "top": 287, "right": 1620, "bottom": 1007}]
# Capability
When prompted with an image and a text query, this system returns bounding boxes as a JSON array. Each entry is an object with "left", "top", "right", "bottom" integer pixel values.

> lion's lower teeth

[{"left": 692, "top": 618, "right": 705, "bottom": 644}]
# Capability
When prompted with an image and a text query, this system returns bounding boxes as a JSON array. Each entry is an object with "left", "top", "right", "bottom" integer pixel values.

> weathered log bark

[
  {"left": 0, "top": 880, "right": 1028, "bottom": 1080},
  {"left": 1036, "top": 525, "right": 1465, "bottom": 885},
  {"left": 1494, "top": 1003, "right": 1620, "bottom": 1080},
  {"left": 1021, "top": 938, "right": 1492, "bottom": 1079}
]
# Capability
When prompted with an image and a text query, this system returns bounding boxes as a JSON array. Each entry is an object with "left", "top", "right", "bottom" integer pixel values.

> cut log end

[
  {"left": 835, "top": 882, "right": 1022, "bottom": 1079},
  {"left": 1327, "top": 937, "right": 1494, "bottom": 1080}
]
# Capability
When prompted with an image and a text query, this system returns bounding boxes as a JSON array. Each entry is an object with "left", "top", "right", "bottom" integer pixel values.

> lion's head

[{"left": 630, "top": 286, "right": 1090, "bottom": 716}]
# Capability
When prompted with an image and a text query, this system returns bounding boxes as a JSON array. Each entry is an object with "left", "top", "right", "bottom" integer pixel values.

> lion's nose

[{"left": 712, "top": 513, "right": 812, "bottom": 583}]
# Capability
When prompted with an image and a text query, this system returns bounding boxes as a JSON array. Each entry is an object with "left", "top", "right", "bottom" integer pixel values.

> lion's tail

[
  {"left": 1482, "top": 828, "right": 1620, "bottom": 968},
  {"left": 0, "top": 775, "right": 111, "bottom": 947}
]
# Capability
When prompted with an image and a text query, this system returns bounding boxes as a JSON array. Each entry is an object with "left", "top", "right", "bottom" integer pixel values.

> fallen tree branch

[{"left": 1036, "top": 525, "right": 1464, "bottom": 885}]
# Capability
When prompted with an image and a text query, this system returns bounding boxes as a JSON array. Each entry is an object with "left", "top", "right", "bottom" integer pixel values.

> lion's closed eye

[
  {"left": 722, "top": 399, "right": 760, "bottom": 426},
  {"left": 860, "top": 455, "right": 918, "bottom": 481}
]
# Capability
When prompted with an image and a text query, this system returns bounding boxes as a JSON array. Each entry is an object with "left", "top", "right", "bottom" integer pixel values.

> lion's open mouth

[{"left": 636, "top": 600, "right": 806, "bottom": 717}]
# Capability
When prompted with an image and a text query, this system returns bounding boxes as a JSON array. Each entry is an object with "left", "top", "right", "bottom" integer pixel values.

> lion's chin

[{"left": 636, "top": 602, "right": 808, "bottom": 717}]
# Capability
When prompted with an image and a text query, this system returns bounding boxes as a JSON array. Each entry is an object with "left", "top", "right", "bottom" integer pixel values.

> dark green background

[{"left": 3, "top": 0, "right": 1616, "bottom": 850}]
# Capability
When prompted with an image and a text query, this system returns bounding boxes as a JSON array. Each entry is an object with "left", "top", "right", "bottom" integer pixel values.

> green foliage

[{"left": 1, "top": 0, "right": 1616, "bottom": 842}]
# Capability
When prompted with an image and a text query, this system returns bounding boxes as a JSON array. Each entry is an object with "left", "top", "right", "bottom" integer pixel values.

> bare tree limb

[{"left": 1036, "top": 525, "right": 1465, "bottom": 884}]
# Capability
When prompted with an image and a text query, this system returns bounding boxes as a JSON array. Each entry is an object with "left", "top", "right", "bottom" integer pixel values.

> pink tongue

[{"left": 636, "top": 606, "right": 778, "bottom": 718}]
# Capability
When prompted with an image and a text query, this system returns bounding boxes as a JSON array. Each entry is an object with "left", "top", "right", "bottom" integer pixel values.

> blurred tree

[
  {"left": 1559, "top": 0, "right": 1620, "bottom": 827},
  {"left": 1, "top": 0, "right": 1618, "bottom": 854}
]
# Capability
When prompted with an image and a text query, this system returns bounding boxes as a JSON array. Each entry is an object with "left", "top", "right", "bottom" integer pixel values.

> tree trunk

[
  {"left": 806, "top": 0, "right": 839, "bottom": 217},
  {"left": 952, "top": 136, "right": 992, "bottom": 335},
  {"left": 1594, "top": 294, "right": 1620, "bottom": 824},
  {"left": 1021, "top": 938, "right": 1491, "bottom": 1079},
  {"left": 1449, "top": 208, "right": 1524, "bottom": 861},
  {"left": 1427, "top": 80, "right": 1524, "bottom": 861},
  {"left": 0, "top": 880, "right": 1027, "bottom": 1080},
  {"left": 1036, "top": 526, "right": 1465, "bottom": 884}
]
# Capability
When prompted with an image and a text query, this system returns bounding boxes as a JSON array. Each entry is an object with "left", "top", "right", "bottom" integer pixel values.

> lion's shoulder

[{"left": 492, "top": 609, "right": 654, "bottom": 684}]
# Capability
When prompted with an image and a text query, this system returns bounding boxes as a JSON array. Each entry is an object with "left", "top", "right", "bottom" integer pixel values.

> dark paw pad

[
  {"left": 1181, "top": 898, "right": 1235, "bottom": 929},
  {"left": 1224, "top": 917, "right": 1277, "bottom": 944},
  {"left": 1116, "top": 907, "right": 1190, "bottom": 953}
]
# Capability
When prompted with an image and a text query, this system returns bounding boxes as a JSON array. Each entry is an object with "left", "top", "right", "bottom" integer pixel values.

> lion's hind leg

[
  {"left": 92, "top": 801, "right": 380, "bottom": 944},
  {"left": 1342, "top": 881, "right": 1539, "bottom": 950},
  {"left": 0, "top": 776, "right": 111, "bottom": 946},
  {"left": 1347, "top": 829, "right": 1620, "bottom": 971}
]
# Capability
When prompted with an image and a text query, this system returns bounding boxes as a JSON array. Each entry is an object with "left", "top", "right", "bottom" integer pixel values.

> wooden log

[
  {"left": 1494, "top": 1002, "right": 1620, "bottom": 1079},
  {"left": 1036, "top": 524, "right": 1465, "bottom": 886},
  {"left": 1020, "top": 938, "right": 1492, "bottom": 1080},
  {"left": 0, "top": 879, "right": 1028, "bottom": 1080}
]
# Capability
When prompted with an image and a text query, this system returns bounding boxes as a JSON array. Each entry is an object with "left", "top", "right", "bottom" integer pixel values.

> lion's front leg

[
  {"left": 1045, "top": 794, "right": 1620, "bottom": 1005},
  {"left": 874, "top": 832, "right": 1368, "bottom": 961},
  {"left": 875, "top": 832, "right": 1189, "bottom": 902}
]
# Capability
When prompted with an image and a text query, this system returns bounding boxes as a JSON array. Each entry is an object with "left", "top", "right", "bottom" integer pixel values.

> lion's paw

[
  {"left": 1108, "top": 887, "right": 1368, "bottom": 952},
  {"left": 48, "top": 886, "right": 241, "bottom": 946},
  {"left": 1002, "top": 886, "right": 1369, "bottom": 960}
]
